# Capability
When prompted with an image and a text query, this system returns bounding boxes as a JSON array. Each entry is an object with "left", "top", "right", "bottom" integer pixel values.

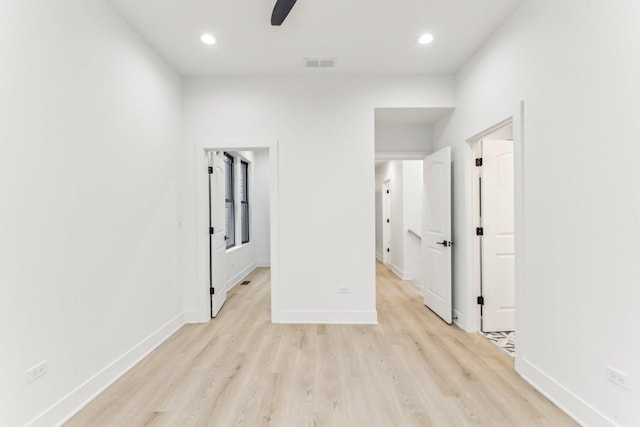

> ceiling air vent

[{"left": 304, "top": 58, "right": 335, "bottom": 69}]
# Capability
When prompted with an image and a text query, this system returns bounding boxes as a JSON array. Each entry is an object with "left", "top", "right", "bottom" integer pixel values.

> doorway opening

[
  {"left": 469, "top": 120, "right": 516, "bottom": 357},
  {"left": 375, "top": 160, "right": 424, "bottom": 282},
  {"left": 374, "top": 151, "right": 454, "bottom": 325},
  {"left": 207, "top": 150, "right": 272, "bottom": 318},
  {"left": 195, "top": 141, "right": 279, "bottom": 324},
  {"left": 373, "top": 107, "right": 455, "bottom": 323}
]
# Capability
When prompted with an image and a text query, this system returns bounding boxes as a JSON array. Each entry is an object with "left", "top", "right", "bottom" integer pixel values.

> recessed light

[
  {"left": 418, "top": 33, "right": 434, "bottom": 45},
  {"left": 200, "top": 33, "right": 216, "bottom": 45}
]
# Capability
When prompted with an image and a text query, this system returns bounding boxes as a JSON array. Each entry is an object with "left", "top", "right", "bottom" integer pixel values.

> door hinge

[
  {"left": 208, "top": 166, "right": 213, "bottom": 174},
  {"left": 477, "top": 296, "right": 484, "bottom": 305},
  {"left": 476, "top": 227, "right": 484, "bottom": 236},
  {"left": 210, "top": 287, "right": 215, "bottom": 295},
  {"left": 475, "top": 158, "right": 483, "bottom": 167},
  {"left": 209, "top": 227, "right": 214, "bottom": 235}
]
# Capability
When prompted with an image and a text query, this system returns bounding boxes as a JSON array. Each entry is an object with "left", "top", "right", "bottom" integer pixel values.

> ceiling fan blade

[{"left": 271, "top": 0, "right": 298, "bottom": 26}]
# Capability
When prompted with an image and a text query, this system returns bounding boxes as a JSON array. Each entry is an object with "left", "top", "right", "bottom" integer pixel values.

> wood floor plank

[{"left": 65, "top": 263, "right": 576, "bottom": 427}]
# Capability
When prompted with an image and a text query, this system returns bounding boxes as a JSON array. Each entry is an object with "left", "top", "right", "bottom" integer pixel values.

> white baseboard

[
  {"left": 278, "top": 310, "right": 378, "bottom": 324},
  {"left": 375, "top": 252, "right": 383, "bottom": 262},
  {"left": 453, "top": 309, "right": 467, "bottom": 330},
  {"left": 388, "top": 263, "right": 411, "bottom": 280},
  {"left": 519, "top": 358, "right": 617, "bottom": 427},
  {"left": 184, "top": 309, "right": 203, "bottom": 324},
  {"left": 256, "top": 260, "right": 271, "bottom": 267},
  {"left": 226, "top": 261, "right": 257, "bottom": 292},
  {"left": 27, "top": 313, "right": 186, "bottom": 427}
]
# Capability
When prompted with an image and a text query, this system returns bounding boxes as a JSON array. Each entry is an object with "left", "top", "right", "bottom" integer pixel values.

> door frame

[
  {"left": 473, "top": 137, "right": 515, "bottom": 333},
  {"left": 382, "top": 179, "right": 391, "bottom": 264},
  {"left": 468, "top": 118, "right": 515, "bottom": 333},
  {"left": 464, "top": 103, "right": 525, "bottom": 370},
  {"left": 195, "top": 139, "right": 280, "bottom": 323}
]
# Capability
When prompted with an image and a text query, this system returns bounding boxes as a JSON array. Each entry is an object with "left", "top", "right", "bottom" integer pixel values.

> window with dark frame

[
  {"left": 240, "top": 160, "right": 250, "bottom": 244},
  {"left": 224, "top": 153, "right": 235, "bottom": 249}
]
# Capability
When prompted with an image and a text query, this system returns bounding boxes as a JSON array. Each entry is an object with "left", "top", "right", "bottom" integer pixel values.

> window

[
  {"left": 223, "top": 152, "right": 251, "bottom": 250},
  {"left": 224, "top": 153, "right": 235, "bottom": 249},
  {"left": 240, "top": 161, "right": 250, "bottom": 244}
]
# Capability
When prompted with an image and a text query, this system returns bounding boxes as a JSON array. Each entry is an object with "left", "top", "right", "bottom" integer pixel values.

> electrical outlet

[
  {"left": 26, "top": 361, "right": 47, "bottom": 383},
  {"left": 606, "top": 366, "right": 630, "bottom": 390},
  {"left": 338, "top": 285, "right": 349, "bottom": 294}
]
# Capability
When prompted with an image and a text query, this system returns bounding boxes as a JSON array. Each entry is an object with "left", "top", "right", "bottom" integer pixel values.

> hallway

[{"left": 66, "top": 265, "right": 574, "bottom": 426}]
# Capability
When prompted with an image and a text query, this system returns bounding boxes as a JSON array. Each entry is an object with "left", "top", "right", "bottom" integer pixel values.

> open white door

[
  {"left": 481, "top": 140, "right": 515, "bottom": 332},
  {"left": 209, "top": 153, "right": 227, "bottom": 317},
  {"left": 422, "top": 147, "right": 453, "bottom": 324}
]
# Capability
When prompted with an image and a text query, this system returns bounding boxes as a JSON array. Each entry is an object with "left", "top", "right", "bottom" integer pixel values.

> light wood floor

[{"left": 66, "top": 263, "right": 576, "bottom": 426}]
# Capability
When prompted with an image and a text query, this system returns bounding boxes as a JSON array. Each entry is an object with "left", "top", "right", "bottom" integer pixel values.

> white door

[
  {"left": 382, "top": 180, "right": 391, "bottom": 264},
  {"left": 209, "top": 153, "right": 227, "bottom": 317},
  {"left": 481, "top": 140, "right": 515, "bottom": 332},
  {"left": 422, "top": 147, "right": 453, "bottom": 324}
]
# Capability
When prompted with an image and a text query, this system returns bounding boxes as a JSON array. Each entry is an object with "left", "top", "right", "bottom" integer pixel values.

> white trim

[
  {"left": 184, "top": 309, "right": 201, "bottom": 324},
  {"left": 195, "top": 139, "right": 280, "bottom": 323},
  {"left": 26, "top": 313, "right": 185, "bottom": 427},
  {"left": 256, "top": 260, "right": 271, "bottom": 267},
  {"left": 382, "top": 179, "right": 391, "bottom": 265},
  {"left": 468, "top": 137, "right": 484, "bottom": 334},
  {"left": 375, "top": 151, "right": 430, "bottom": 161},
  {"left": 453, "top": 309, "right": 464, "bottom": 329},
  {"left": 225, "top": 243, "right": 248, "bottom": 254},
  {"left": 278, "top": 310, "right": 378, "bottom": 324},
  {"left": 226, "top": 262, "right": 257, "bottom": 292},
  {"left": 514, "top": 101, "right": 526, "bottom": 372},
  {"left": 375, "top": 252, "right": 383, "bottom": 262},
  {"left": 466, "top": 117, "right": 514, "bottom": 143},
  {"left": 520, "top": 358, "right": 617, "bottom": 427},
  {"left": 388, "top": 263, "right": 411, "bottom": 281}
]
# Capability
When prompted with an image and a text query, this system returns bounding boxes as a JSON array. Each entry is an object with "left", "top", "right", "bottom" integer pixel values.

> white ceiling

[
  {"left": 109, "top": 0, "right": 523, "bottom": 76},
  {"left": 375, "top": 107, "right": 453, "bottom": 127}
]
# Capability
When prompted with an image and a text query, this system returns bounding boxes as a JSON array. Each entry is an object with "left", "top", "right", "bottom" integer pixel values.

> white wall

[
  {"left": 375, "top": 161, "right": 404, "bottom": 276},
  {"left": 252, "top": 150, "right": 271, "bottom": 267},
  {"left": 375, "top": 123, "right": 432, "bottom": 153},
  {"left": 182, "top": 76, "right": 456, "bottom": 323},
  {"left": 402, "top": 160, "right": 423, "bottom": 285},
  {"left": 0, "top": 1, "right": 183, "bottom": 426},
  {"left": 434, "top": 0, "right": 640, "bottom": 425}
]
